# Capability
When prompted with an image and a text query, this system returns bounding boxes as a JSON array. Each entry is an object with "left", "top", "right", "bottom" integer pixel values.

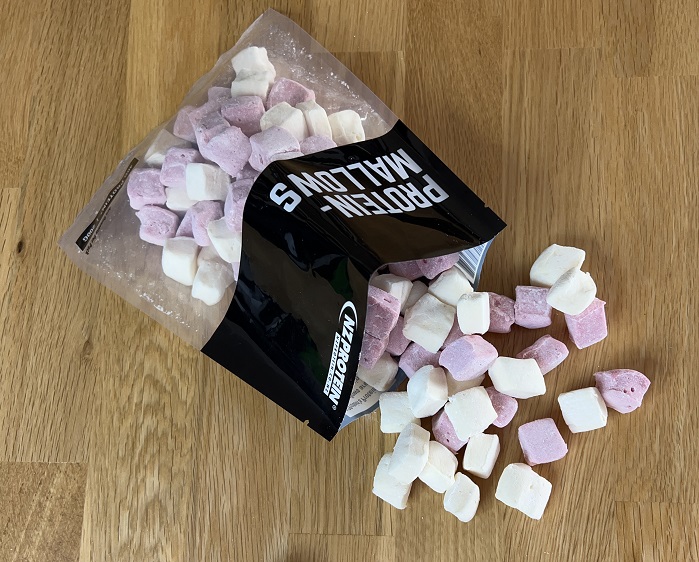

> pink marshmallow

[
  {"left": 516, "top": 335, "right": 569, "bottom": 375},
  {"left": 439, "top": 335, "right": 498, "bottom": 381},
  {"left": 202, "top": 127, "right": 252, "bottom": 178},
  {"left": 160, "top": 148, "right": 204, "bottom": 188},
  {"left": 221, "top": 95, "right": 265, "bottom": 136},
  {"left": 594, "top": 369, "right": 650, "bottom": 413},
  {"left": 208, "top": 86, "right": 232, "bottom": 102},
  {"left": 398, "top": 342, "right": 440, "bottom": 378},
  {"left": 442, "top": 317, "right": 464, "bottom": 349},
  {"left": 135, "top": 205, "right": 179, "bottom": 246},
  {"left": 487, "top": 293, "right": 515, "bottom": 333},
  {"left": 517, "top": 418, "right": 568, "bottom": 466},
  {"left": 386, "top": 317, "right": 410, "bottom": 356},
  {"left": 388, "top": 260, "right": 424, "bottom": 281},
  {"left": 184, "top": 200, "right": 224, "bottom": 247},
  {"left": 249, "top": 126, "right": 301, "bottom": 172},
  {"left": 432, "top": 409, "right": 468, "bottom": 454},
  {"left": 299, "top": 135, "right": 337, "bottom": 155},
  {"left": 176, "top": 211, "right": 193, "bottom": 237},
  {"left": 417, "top": 253, "right": 461, "bottom": 279},
  {"left": 514, "top": 286, "right": 553, "bottom": 329},
  {"left": 224, "top": 179, "right": 254, "bottom": 232},
  {"left": 193, "top": 112, "right": 230, "bottom": 155},
  {"left": 173, "top": 106, "right": 197, "bottom": 142},
  {"left": 365, "top": 285, "right": 401, "bottom": 339},
  {"left": 127, "top": 168, "right": 167, "bottom": 210},
  {"left": 266, "top": 78, "right": 315, "bottom": 109},
  {"left": 485, "top": 386, "right": 518, "bottom": 428},
  {"left": 359, "top": 331, "right": 388, "bottom": 369},
  {"left": 237, "top": 164, "right": 259, "bottom": 181},
  {"left": 565, "top": 298, "right": 608, "bottom": 349}
]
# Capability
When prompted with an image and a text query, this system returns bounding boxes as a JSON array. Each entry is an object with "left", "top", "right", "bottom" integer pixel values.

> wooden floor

[{"left": 1, "top": 0, "right": 698, "bottom": 560}]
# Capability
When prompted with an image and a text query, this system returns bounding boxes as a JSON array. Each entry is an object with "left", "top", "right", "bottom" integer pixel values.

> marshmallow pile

[
  {"left": 127, "top": 46, "right": 365, "bottom": 305},
  {"left": 369, "top": 244, "right": 651, "bottom": 521}
]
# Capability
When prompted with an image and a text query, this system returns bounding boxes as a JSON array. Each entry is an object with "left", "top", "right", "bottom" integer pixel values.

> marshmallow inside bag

[
  {"left": 144, "top": 129, "right": 191, "bottom": 166},
  {"left": 173, "top": 106, "right": 197, "bottom": 142},
  {"left": 403, "top": 280, "right": 428, "bottom": 312},
  {"left": 443, "top": 473, "right": 480, "bottom": 523},
  {"left": 127, "top": 168, "right": 167, "bottom": 210},
  {"left": 495, "top": 463, "right": 552, "bottom": 520},
  {"left": 446, "top": 372, "right": 485, "bottom": 397},
  {"left": 359, "top": 331, "right": 389, "bottom": 370},
  {"left": 230, "top": 69, "right": 275, "bottom": 99},
  {"left": 328, "top": 109, "right": 365, "bottom": 145},
  {"left": 299, "top": 135, "right": 336, "bottom": 155},
  {"left": 530, "top": 244, "right": 586, "bottom": 287},
  {"left": 558, "top": 387, "right": 608, "bottom": 433},
  {"left": 389, "top": 260, "right": 424, "bottom": 281},
  {"left": 386, "top": 317, "right": 410, "bottom": 356},
  {"left": 191, "top": 260, "right": 235, "bottom": 306},
  {"left": 462, "top": 433, "right": 500, "bottom": 479},
  {"left": 136, "top": 205, "right": 179, "bottom": 246},
  {"left": 207, "top": 218, "right": 242, "bottom": 264},
  {"left": 248, "top": 126, "right": 301, "bottom": 172},
  {"left": 161, "top": 237, "right": 199, "bottom": 286},
  {"left": 418, "top": 441, "right": 458, "bottom": 493},
  {"left": 296, "top": 100, "right": 332, "bottom": 137},
  {"left": 457, "top": 292, "right": 490, "bottom": 335},
  {"left": 402, "top": 293, "right": 455, "bottom": 353},
  {"left": 488, "top": 357, "right": 546, "bottom": 399},
  {"left": 365, "top": 286, "right": 401, "bottom": 339},
  {"left": 388, "top": 423, "right": 430, "bottom": 484},
  {"left": 407, "top": 366, "right": 448, "bottom": 417},
  {"left": 260, "top": 101, "right": 308, "bottom": 141},
  {"left": 266, "top": 78, "right": 315, "bottom": 109},
  {"left": 371, "top": 274, "right": 413, "bottom": 310},
  {"left": 357, "top": 352, "right": 398, "bottom": 391},
  {"left": 372, "top": 453, "right": 412, "bottom": 510},
  {"left": 428, "top": 267, "right": 473, "bottom": 306},
  {"left": 547, "top": 268, "right": 597, "bottom": 315},
  {"left": 165, "top": 186, "right": 197, "bottom": 212},
  {"left": 196, "top": 244, "right": 223, "bottom": 267},
  {"left": 379, "top": 392, "right": 419, "bottom": 434},
  {"left": 444, "top": 387, "right": 497, "bottom": 441},
  {"left": 231, "top": 46, "right": 276, "bottom": 76},
  {"left": 418, "top": 253, "right": 460, "bottom": 279},
  {"left": 185, "top": 163, "right": 230, "bottom": 201},
  {"left": 221, "top": 95, "right": 265, "bottom": 137}
]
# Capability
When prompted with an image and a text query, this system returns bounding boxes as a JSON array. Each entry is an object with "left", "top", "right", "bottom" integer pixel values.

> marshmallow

[
  {"left": 419, "top": 441, "right": 458, "bottom": 493},
  {"left": 144, "top": 129, "right": 191, "bottom": 165},
  {"left": 516, "top": 335, "right": 569, "bottom": 375},
  {"left": 231, "top": 46, "right": 276, "bottom": 77},
  {"left": 357, "top": 352, "right": 398, "bottom": 391},
  {"left": 204, "top": 127, "right": 252, "bottom": 178},
  {"left": 165, "top": 186, "right": 196, "bottom": 212},
  {"left": 444, "top": 387, "right": 498, "bottom": 441},
  {"left": 388, "top": 423, "right": 430, "bottom": 484},
  {"left": 359, "top": 331, "right": 388, "bottom": 370},
  {"left": 514, "top": 286, "right": 553, "bottom": 329},
  {"left": 191, "top": 260, "right": 235, "bottom": 306},
  {"left": 457, "top": 292, "right": 490, "bottom": 335},
  {"left": 431, "top": 409, "right": 468, "bottom": 453},
  {"left": 207, "top": 217, "right": 241, "bottom": 263},
  {"left": 530, "top": 244, "right": 586, "bottom": 287},
  {"left": 372, "top": 453, "right": 412, "bottom": 510},
  {"left": 185, "top": 200, "right": 224, "bottom": 247},
  {"left": 558, "top": 387, "right": 608, "bottom": 433},
  {"left": 398, "top": 342, "right": 440, "bottom": 378},
  {"left": 365, "top": 286, "right": 401, "bottom": 339},
  {"left": 442, "top": 318, "right": 464, "bottom": 349},
  {"left": 439, "top": 335, "right": 498, "bottom": 381},
  {"left": 328, "top": 110, "right": 365, "bottom": 145},
  {"left": 389, "top": 260, "right": 424, "bottom": 281},
  {"left": 408, "top": 366, "right": 448, "bottom": 417},
  {"left": 386, "top": 317, "right": 410, "bottom": 356},
  {"left": 161, "top": 237, "right": 199, "bottom": 286},
  {"left": 299, "top": 134, "right": 336, "bottom": 155},
  {"left": 230, "top": 69, "right": 275, "bottom": 99},
  {"left": 176, "top": 211, "right": 193, "bottom": 237},
  {"left": 462, "top": 433, "right": 500, "bottom": 479},
  {"left": 485, "top": 386, "right": 518, "bottom": 428},
  {"left": 221, "top": 95, "right": 265, "bottom": 136},
  {"left": 296, "top": 100, "right": 332, "bottom": 137},
  {"left": 135, "top": 206, "right": 179, "bottom": 246},
  {"left": 127, "top": 168, "right": 166, "bottom": 210},
  {"left": 547, "top": 268, "right": 597, "bottom": 315},
  {"left": 207, "top": 86, "right": 232, "bottom": 102},
  {"left": 495, "top": 463, "right": 552, "bottom": 520},
  {"left": 371, "top": 274, "right": 413, "bottom": 310},
  {"left": 268, "top": 151, "right": 303, "bottom": 163},
  {"left": 402, "top": 293, "right": 455, "bottom": 353},
  {"left": 403, "top": 280, "right": 429, "bottom": 312},
  {"left": 594, "top": 369, "right": 651, "bottom": 413},
  {"left": 565, "top": 298, "right": 608, "bottom": 349},
  {"left": 196, "top": 244, "right": 223, "bottom": 267},
  {"left": 160, "top": 147, "right": 205, "bottom": 189},
  {"left": 428, "top": 267, "right": 473, "bottom": 306},
  {"left": 487, "top": 293, "right": 515, "bottom": 333},
  {"left": 488, "top": 357, "right": 546, "bottom": 399},
  {"left": 260, "top": 102, "right": 308, "bottom": 141},
  {"left": 185, "top": 163, "right": 229, "bottom": 202},
  {"left": 224, "top": 178, "right": 254, "bottom": 232},
  {"left": 518, "top": 418, "right": 568, "bottom": 466},
  {"left": 417, "top": 253, "right": 460, "bottom": 279},
  {"left": 267, "top": 78, "right": 315, "bottom": 109},
  {"left": 173, "top": 105, "right": 197, "bottom": 142},
  {"left": 192, "top": 111, "right": 230, "bottom": 154},
  {"left": 379, "top": 392, "right": 419, "bottom": 434},
  {"left": 249, "top": 126, "right": 301, "bottom": 171},
  {"left": 237, "top": 164, "right": 259, "bottom": 181},
  {"left": 443, "top": 473, "right": 480, "bottom": 523},
  {"left": 446, "top": 372, "right": 485, "bottom": 396}
]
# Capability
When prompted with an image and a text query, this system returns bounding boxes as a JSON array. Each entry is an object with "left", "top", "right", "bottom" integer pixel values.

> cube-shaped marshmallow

[
  {"left": 402, "top": 293, "right": 455, "bottom": 353},
  {"left": 371, "top": 274, "right": 413, "bottom": 311},
  {"left": 485, "top": 386, "right": 518, "bottom": 428},
  {"left": 160, "top": 147, "right": 204, "bottom": 189},
  {"left": 488, "top": 293, "right": 515, "bottom": 333},
  {"left": 144, "top": 129, "right": 191, "bottom": 166},
  {"left": 516, "top": 335, "right": 569, "bottom": 375},
  {"left": 166, "top": 186, "right": 196, "bottom": 212},
  {"left": 224, "top": 178, "right": 254, "bottom": 233},
  {"left": 221, "top": 95, "right": 265, "bottom": 136},
  {"left": 386, "top": 317, "right": 410, "bottom": 356},
  {"left": 558, "top": 387, "right": 608, "bottom": 433},
  {"left": 207, "top": 86, "right": 231, "bottom": 102},
  {"left": 173, "top": 105, "right": 197, "bottom": 142},
  {"left": 547, "top": 268, "right": 597, "bottom": 316},
  {"left": 388, "top": 423, "right": 430, "bottom": 484},
  {"left": 372, "top": 453, "right": 412, "bottom": 510},
  {"left": 488, "top": 357, "right": 546, "bottom": 399},
  {"left": 328, "top": 110, "right": 365, "bottom": 145},
  {"left": 403, "top": 280, "right": 428, "bottom": 312},
  {"left": 127, "top": 168, "right": 166, "bottom": 210},
  {"left": 495, "top": 463, "right": 552, "bottom": 520},
  {"left": 428, "top": 267, "right": 473, "bottom": 306},
  {"left": 296, "top": 100, "right": 332, "bottom": 138},
  {"left": 192, "top": 111, "right": 230, "bottom": 153},
  {"left": 197, "top": 244, "right": 223, "bottom": 267},
  {"left": 249, "top": 126, "right": 301, "bottom": 172},
  {"left": 439, "top": 335, "right": 498, "bottom": 381},
  {"left": 230, "top": 69, "right": 275, "bottom": 99},
  {"left": 267, "top": 78, "right": 315, "bottom": 109},
  {"left": 162, "top": 237, "right": 199, "bottom": 286},
  {"left": 185, "top": 163, "right": 229, "bottom": 202},
  {"left": 379, "top": 392, "right": 419, "bottom": 434},
  {"left": 530, "top": 243, "right": 586, "bottom": 287},
  {"left": 357, "top": 352, "right": 398, "bottom": 391},
  {"left": 397, "top": 342, "right": 440, "bottom": 378},
  {"left": 207, "top": 218, "right": 241, "bottom": 264},
  {"left": 365, "top": 285, "right": 401, "bottom": 339},
  {"left": 407, "top": 366, "right": 448, "bottom": 417},
  {"left": 359, "top": 332, "right": 388, "bottom": 370},
  {"left": 431, "top": 409, "right": 468, "bottom": 454},
  {"left": 457, "top": 292, "right": 490, "bottom": 335},
  {"left": 231, "top": 46, "right": 276, "bottom": 76},
  {"left": 514, "top": 286, "right": 552, "bottom": 329},
  {"left": 518, "top": 418, "right": 568, "bottom": 466},
  {"left": 443, "top": 473, "right": 480, "bottom": 523},
  {"left": 185, "top": 201, "right": 224, "bottom": 247},
  {"left": 260, "top": 102, "right": 308, "bottom": 141},
  {"left": 418, "top": 441, "right": 458, "bottom": 493},
  {"left": 417, "top": 253, "right": 460, "bottom": 279},
  {"left": 299, "top": 135, "right": 336, "bottom": 155},
  {"left": 444, "top": 387, "right": 497, "bottom": 441},
  {"left": 462, "top": 433, "right": 500, "bottom": 479},
  {"left": 135, "top": 206, "right": 179, "bottom": 246},
  {"left": 202, "top": 127, "right": 252, "bottom": 178},
  {"left": 191, "top": 260, "right": 235, "bottom": 306},
  {"left": 389, "top": 260, "right": 424, "bottom": 281},
  {"left": 564, "top": 298, "right": 608, "bottom": 349},
  {"left": 594, "top": 369, "right": 651, "bottom": 413}
]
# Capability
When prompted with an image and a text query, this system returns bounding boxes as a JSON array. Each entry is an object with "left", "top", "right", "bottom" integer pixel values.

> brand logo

[{"left": 323, "top": 301, "right": 357, "bottom": 407}]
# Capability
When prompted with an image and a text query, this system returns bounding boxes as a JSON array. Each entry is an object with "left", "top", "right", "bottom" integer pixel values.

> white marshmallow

[
  {"left": 165, "top": 185, "right": 196, "bottom": 211},
  {"left": 196, "top": 244, "right": 223, "bottom": 267},
  {"left": 462, "top": 433, "right": 500, "bottom": 479},
  {"left": 230, "top": 69, "right": 275, "bottom": 98},
  {"left": 379, "top": 391, "right": 419, "bottom": 434},
  {"left": 371, "top": 274, "right": 413, "bottom": 311},
  {"left": 446, "top": 372, "right": 485, "bottom": 397},
  {"left": 144, "top": 129, "right": 191, "bottom": 166},
  {"left": 444, "top": 387, "right": 497, "bottom": 441},
  {"left": 185, "top": 163, "right": 229, "bottom": 201},
  {"left": 495, "top": 463, "right": 552, "bottom": 520},
  {"left": 457, "top": 292, "right": 490, "bottom": 335},
  {"left": 207, "top": 218, "right": 242, "bottom": 264},
  {"left": 328, "top": 110, "right": 365, "bottom": 145},
  {"left": 357, "top": 352, "right": 398, "bottom": 391},
  {"left": 260, "top": 102, "right": 308, "bottom": 141},
  {"left": 161, "top": 237, "right": 199, "bottom": 286},
  {"left": 488, "top": 357, "right": 546, "bottom": 399},
  {"left": 402, "top": 293, "right": 455, "bottom": 353},
  {"left": 546, "top": 268, "right": 597, "bottom": 315},
  {"left": 403, "top": 280, "right": 428, "bottom": 312},
  {"left": 530, "top": 244, "right": 586, "bottom": 287},
  {"left": 372, "top": 453, "right": 412, "bottom": 510},
  {"left": 428, "top": 267, "right": 473, "bottom": 306},
  {"left": 191, "top": 260, "right": 235, "bottom": 306},
  {"left": 388, "top": 422, "right": 430, "bottom": 484},
  {"left": 296, "top": 100, "right": 332, "bottom": 137},
  {"left": 443, "top": 473, "right": 480, "bottom": 523},
  {"left": 558, "top": 387, "right": 608, "bottom": 433},
  {"left": 418, "top": 441, "right": 458, "bottom": 493},
  {"left": 231, "top": 46, "right": 276, "bottom": 77},
  {"left": 407, "top": 366, "right": 448, "bottom": 417}
]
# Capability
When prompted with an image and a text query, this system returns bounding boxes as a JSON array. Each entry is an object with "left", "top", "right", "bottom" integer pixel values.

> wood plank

[{"left": 287, "top": 533, "right": 395, "bottom": 562}]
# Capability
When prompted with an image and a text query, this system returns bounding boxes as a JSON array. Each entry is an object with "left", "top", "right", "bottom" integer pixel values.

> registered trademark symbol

[{"left": 332, "top": 405, "right": 337, "bottom": 410}]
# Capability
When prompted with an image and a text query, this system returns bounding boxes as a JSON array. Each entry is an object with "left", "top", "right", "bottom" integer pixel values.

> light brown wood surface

[{"left": 1, "top": 0, "right": 697, "bottom": 560}]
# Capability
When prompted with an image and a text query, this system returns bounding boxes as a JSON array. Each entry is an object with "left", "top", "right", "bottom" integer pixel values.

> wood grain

[{"left": 1, "top": 0, "right": 697, "bottom": 560}]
